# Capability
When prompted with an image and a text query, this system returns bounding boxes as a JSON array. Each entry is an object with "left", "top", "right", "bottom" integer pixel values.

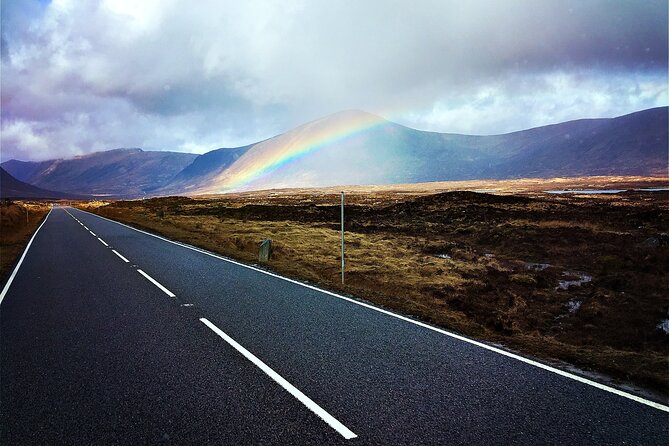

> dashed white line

[
  {"left": 89, "top": 231, "right": 96, "bottom": 236},
  {"left": 97, "top": 237, "right": 109, "bottom": 247},
  {"left": 199, "top": 318, "right": 357, "bottom": 439},
  {"left": 83, "top": 226, "right": 89, "bottom": 230},
  {"left": 137, "top": 269, "right": 176, "bottom": 297},
  {"left": 112, "top": 249, "right": 130, "bottom": 263}
]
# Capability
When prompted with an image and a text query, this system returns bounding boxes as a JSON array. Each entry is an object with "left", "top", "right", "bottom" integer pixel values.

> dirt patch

[{"left": 78, "top": 177, "right": 669, "bottom": 396}]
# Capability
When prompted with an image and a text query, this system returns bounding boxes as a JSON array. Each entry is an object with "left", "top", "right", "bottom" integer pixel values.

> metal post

[
  {"left": 26, "top": 206, "right": 29, "bottom": 225},
  {"left": 341, "top": 191, "right": 345, "bottom": 284}
]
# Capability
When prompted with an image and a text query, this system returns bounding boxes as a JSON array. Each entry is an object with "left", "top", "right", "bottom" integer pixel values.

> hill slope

[
  {"left": 156, "top": 144, "right": 254, "bottom": 194},
  {"left": 183, "top": 107, "right": 667, "bottom": 194},
  {"left": 0, "top": 167, "right": 86, "bottom": 199},
  {"left": 2, "top": 148, "right": 197, "bottom": 197}
]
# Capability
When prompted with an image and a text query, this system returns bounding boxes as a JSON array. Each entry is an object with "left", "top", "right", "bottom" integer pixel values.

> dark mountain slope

[{"left": 0, "top": 168, "right": 86, "bottom": 199}]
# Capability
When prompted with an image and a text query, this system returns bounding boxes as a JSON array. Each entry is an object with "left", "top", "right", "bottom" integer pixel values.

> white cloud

[
  {"left": 0, "top": 0, "right": 666, "bottom": 161},
  {"left": 397, "top": 71, "right": 668, "bottom": 135}
]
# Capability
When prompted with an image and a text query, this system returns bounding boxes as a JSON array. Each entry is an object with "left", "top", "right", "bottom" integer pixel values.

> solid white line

[
  {"left": 137, "top": 269, "right": 176, "bottom": 297},
  {"left": 0, "top": 208, "right": 53, "bottom": 305},
  {"left": 72, "top": 208, "right": 669, "bottom": 412},
  {"left": 97, "top": 237, "right": 109, "bottom": 247},
  {"left": 112, "top": 249, "right": 130, "bottom": 263},
  {"left": 199, "top": 318, "right": 357, "bottom": 439}
]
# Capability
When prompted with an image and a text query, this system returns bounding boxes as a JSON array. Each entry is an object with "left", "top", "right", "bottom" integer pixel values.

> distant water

[
  {"left": 544, "top": 189, "right": 625, "bottom": 194},
  {"left": 544, "top": 188, "right": 669, "bottom": 195}
]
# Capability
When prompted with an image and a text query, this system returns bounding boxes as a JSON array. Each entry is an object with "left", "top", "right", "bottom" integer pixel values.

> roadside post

[{"left": 341, "top": 191, "right": 345, "bottom": 284}]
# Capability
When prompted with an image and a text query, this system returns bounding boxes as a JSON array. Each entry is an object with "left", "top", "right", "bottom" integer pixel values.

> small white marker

[
  {"left": 200, "top": 318, "right": 357, "bottom": 440},
  {"left": 137, "top": 269, "right": 176, "bottom": 297},
  {"left": 97, "top": 237, "right": 109, "bottom": 247},
  {"left": 112, "top": 249, "right": 130, "bottom": 263}
]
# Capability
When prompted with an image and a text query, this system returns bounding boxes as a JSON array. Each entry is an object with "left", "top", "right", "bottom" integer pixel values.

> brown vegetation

[
  {"left": 0, "top": 201, "right": 50, "bottom": 280},
  {"left": 78, "top": 176, "right": 669, "bottom": 396}
]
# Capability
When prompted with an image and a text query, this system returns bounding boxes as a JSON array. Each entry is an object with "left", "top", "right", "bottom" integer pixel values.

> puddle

[
  {"left": 525, "top": 262, "right": 551, "bottom": 271},
  {"left": 545, "top": 188, "right": 668, "bottom": 195},
  {"left": 566, "top": 299, "right": 582, "bottom": 313},
  {"left": 556, "top": 272, "right": 592, "bottom": 290}
]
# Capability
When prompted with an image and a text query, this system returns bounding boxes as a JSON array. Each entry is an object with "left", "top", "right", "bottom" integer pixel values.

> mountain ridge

[{"left": 3, "top": 107, "right": 667, "bottom": 197}]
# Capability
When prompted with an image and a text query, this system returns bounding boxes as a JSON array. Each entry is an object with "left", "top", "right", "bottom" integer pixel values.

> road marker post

[{"left": 341, "top": 191, "right": 345, "bottom": 284}]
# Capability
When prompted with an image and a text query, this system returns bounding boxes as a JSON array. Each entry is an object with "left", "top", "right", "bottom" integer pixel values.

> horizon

[{"left": 1, "top": 0, "right": 667, "bottom": 162}]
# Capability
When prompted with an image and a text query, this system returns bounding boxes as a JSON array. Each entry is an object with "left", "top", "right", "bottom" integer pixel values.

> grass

[
  {"left": 0, "top": 201, "right": 50, "bottom": 280},
  {"left": 76, "top": 179, "right": 669, "bottom": 396}
]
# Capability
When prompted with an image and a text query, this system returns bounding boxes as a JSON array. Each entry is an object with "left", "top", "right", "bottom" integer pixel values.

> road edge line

[{"left": 0, "top": 207, "right": 53, "bottom": 305}]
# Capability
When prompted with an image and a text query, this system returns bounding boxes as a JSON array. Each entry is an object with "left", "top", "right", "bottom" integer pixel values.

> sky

[{"left": 1, "top": 0, "right": 667, "bottom": 162}]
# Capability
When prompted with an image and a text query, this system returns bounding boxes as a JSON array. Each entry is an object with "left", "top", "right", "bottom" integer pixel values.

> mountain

[
  {"left": 3, "top": 107, "right": 666, "bottom": 196},
  {"left": 2, "top": 148, "right": 197, "bottom": 197},
  {"left": 0, "top": 167, "right": 87, "bottom": 200},
  {"left": 181, "top": 107, "right": 667, "bottom": 194},
  {"left": 155, "top": 144, "right": 254, "bottom": 194}
]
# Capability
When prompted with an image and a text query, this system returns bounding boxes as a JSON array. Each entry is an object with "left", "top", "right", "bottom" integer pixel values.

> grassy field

[
  {"left": 78, "top": 176, "right": 669, "bottom": 396},
  {"left": 0, "top": 201, "right": 51, "bottom": 280}
]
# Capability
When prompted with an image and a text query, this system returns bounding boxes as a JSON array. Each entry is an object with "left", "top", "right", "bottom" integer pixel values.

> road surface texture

[{"left": 1, "top": 206, "right": 667, "bottom": 445}]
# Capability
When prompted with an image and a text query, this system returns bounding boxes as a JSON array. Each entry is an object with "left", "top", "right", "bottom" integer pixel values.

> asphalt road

[{"left": 1, "top": 206, "right": 667, "bottom": 445}]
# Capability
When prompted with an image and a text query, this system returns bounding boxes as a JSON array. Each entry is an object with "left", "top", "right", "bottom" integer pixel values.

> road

[{"left": 1, "top": 206, "right": 667, "bottom": 445}]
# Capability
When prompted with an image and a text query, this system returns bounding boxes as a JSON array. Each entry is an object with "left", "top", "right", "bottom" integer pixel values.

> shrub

[{"left": 510, "top": 274, "right": 537, "bottom": 286}]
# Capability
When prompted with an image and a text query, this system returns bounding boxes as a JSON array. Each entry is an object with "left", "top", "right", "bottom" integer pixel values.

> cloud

[{"left": 1, "top": 0, "right": 667, "bottom": 161}]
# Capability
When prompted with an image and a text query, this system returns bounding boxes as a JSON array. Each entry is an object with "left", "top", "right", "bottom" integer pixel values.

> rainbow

[{"left": 212, "top": 111, "right": 388, "bottom": 192}]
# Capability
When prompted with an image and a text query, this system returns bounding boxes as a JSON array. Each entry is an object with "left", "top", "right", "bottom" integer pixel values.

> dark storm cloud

[{"left": 0, "top": 0, "right": 667, "bottom": 161}]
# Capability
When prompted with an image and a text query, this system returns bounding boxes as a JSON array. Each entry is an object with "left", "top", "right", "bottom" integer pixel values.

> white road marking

[
  {"left": 89, "top": 231, "right": 96, "bottom": 236},
  {"left": 112, "top": 249, "right": 130, "bottom": 263},
  {"left": 84, "top": 226, "right": 89, "bottom": 230},
  {"left": 137, "top": 269, "right": 176, "bottom": 297},
  {"left": 199, "top": 318, "right": 357, "bottom": 439},
  {"left": 97, "top": 237, "right": 109, "bottom": 247},
  {"left": 73, "top": 208, "right": 669, "bottom": 412},
  {"left": 0, "top": 208, "right": 53, "bottom": 305}
]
